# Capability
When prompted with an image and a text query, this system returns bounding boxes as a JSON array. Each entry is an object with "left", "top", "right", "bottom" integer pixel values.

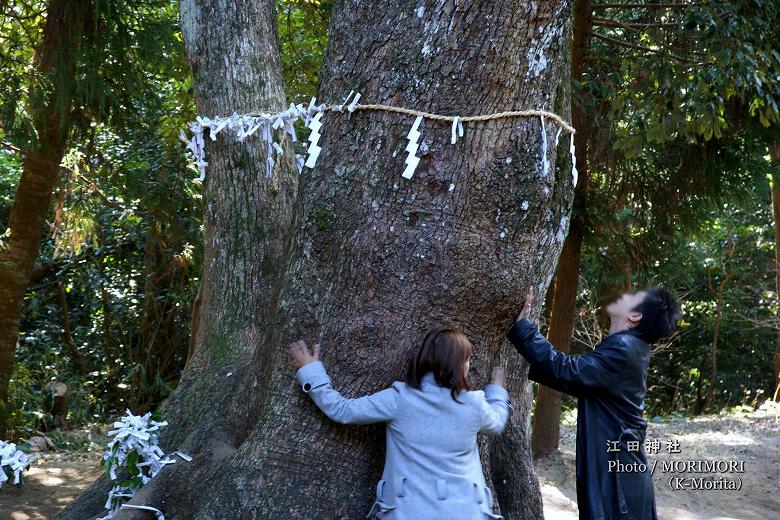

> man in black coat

[{"left": 506, "top": 285, "right": 681, "bottom": 520}]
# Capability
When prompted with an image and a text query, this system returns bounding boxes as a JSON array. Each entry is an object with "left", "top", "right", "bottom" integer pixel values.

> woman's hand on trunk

[
  {"left": 490, "top": 367, "right": 506, "bottom": 387},
  {"left": 288, "top": 340, "right": 320, "bottom": 368}
]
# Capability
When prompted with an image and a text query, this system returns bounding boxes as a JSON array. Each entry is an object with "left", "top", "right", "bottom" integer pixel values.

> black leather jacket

[{"left": 506, "top": 318, "right": 658, "bottom": 520}]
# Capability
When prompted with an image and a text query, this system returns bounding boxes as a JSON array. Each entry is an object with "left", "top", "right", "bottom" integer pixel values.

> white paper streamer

[
  {"left": 180, "top": 90, "right": 577, "bottom": 185},
  {"left": 450, "top": 116, "right": 463, "bottom": 144},
  {"left": 540, "top": 115, "right": 550, "bottom": 177},
  {"left": 305, "top": 111, "right": 324, "bottom": 168},
  {"left": 338, "top": 90, "right": 355, "bottom": 112},
  {"left": 0, "top": 440, "right": 33, "bottom": 487},
  {"left": 402, "top": 115, "right": 424, "bottom": 179},
  {"left": 570, "top": 132, "right": 578, "bottom": 187},
  {"left": 295, "top": 153, "right": 304, "bottom": 174},
  {"left": 102, "top": 485, "right": 135, "bottom": 512},
  {"left": 173, "top": 450, "right": 193, "bottom": 462},
  {"left": 179, "top": 100, "right": 324, "bottom": 182},
  {"left": 98, "top": 410, "right": 192, "bottom": 519},
  {"left": 347, "top": 92, "right": 361, "bottom": 112}
]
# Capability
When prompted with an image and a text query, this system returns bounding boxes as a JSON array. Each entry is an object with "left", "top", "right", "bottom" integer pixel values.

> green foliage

[
  {"left": 1, "top": 0, "right": 200, "bottom": 438},
  {"left": 1, "top": 1, "right": 185, "bottom": 150},
  {"left": 581, "top": 1, "right": 780, "bottom": 242},
  {"left": 278, "top": 0, "right": 332, "bottom": 101},
  {"left": 581, "top": 185, "right": 777, "bottom": 416},
  {"left": 586, "top": 0, "right": 780, "bottom": 158}
]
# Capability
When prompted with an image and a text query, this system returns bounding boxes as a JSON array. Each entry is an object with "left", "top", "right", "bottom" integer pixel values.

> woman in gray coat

[{"left": 289, "top": 327, "right": 511, "bottom": 519}]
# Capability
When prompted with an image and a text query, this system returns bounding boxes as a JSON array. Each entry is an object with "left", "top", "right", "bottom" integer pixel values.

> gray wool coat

[{"left": 296, "top": 360, "right": 511, "bottom": 519}]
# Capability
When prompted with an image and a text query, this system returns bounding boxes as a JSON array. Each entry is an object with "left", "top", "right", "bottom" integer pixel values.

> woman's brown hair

[{"left": 405, "top": 327, "right": 473, "bottom": 403}]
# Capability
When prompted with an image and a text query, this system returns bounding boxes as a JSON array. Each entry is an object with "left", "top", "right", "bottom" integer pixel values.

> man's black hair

[{"left": 631, "top": 285, "right": 682, "bottom": 343}]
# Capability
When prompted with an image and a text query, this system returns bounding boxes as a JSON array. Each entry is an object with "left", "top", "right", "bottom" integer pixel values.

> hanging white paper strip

[
  {"left": 450, "top": 116, "right": 463, "bottom": 144},
  {"left": 305, "top": 111, "right": 324, "bottom": 168},
  {"left": 179, "top": 99, "right": 325, "bottom": 182},
  {"left": 402, "top": 115, "right": 424, "bottom": 179},
  {"left": 570, "top": 133, "right": 578, "bottom": 187},
  {"left": 540, "top": 115, "right": 550, "bottom": 178},
  {"left": 97, "top": 410, "right": 192, "bottom": 520},
  {"left": 347, "top": 92, "right": 361, "bottom": 112},
  {"left": 0, "top": 440, "right": 33, "bottom": 487},
  {"left": 338, "top": 90, "right": 355, "bottom": 112}
]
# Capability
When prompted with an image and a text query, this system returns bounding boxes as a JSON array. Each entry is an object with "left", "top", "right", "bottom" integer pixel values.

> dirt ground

[
  {"left": 2, "top": 403, "right": 778, "bottom": 519},
  {"left": 0, "top": 449, "right": 104, "bottom": 519},
  {"left": 535, "top": 402, "right": 780, "bottom": 520}
]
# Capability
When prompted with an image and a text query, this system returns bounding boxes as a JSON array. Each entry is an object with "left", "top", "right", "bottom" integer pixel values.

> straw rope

[{"left": 248, "top": 102, "right": 576, "bottom": 134}]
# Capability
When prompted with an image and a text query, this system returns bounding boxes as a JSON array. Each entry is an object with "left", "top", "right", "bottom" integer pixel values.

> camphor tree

[{"left": 58, "top": 0, "right": 575, "bottom": 518}]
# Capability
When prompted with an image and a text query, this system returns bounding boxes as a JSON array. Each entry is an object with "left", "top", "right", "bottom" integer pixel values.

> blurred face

[{"left": 605, "top": 290, "right": 646, "bottom": 325}]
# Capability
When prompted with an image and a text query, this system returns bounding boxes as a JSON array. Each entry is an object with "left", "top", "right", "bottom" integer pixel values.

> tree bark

[
  {"left": 528, "top": 0, "right": 591, "bottom": 460},
  {"left": 54, "top": 0, "right": 298, "bottom": 517},
  {"left": 0, "top": 0, "right": 89, "bottom": 437}
]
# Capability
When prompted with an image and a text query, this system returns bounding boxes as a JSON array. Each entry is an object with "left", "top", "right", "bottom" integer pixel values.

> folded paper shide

[
  {"left": 98, "top": 409, "right": 191, "bottom": 520},
  {"left": 180, "top": 91, "right": 578, "bottom": 188},
  {"left": 0, "top": 439, "right": 34, "bottom": 488}
]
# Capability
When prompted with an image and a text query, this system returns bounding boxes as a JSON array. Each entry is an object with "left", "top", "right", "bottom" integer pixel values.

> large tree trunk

[
  {"left": 54, "top": 0, "right": 298, "bottom": 517},
  {"left": 63, "top": 1, "right": 574, "bottom": 518},
  {"left": 0, "top": 0, "right": 89, "bottom": 437},
  {"left": 529, "top": 0, "right": 591, "bottom": 460}
]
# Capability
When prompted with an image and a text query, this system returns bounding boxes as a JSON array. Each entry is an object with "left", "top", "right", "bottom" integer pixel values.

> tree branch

[
  {"left": 593, "top": 18, "right": 680, "bottom": 30},
  {"left": 593, "top": 3, "right": 704, "bottom": 9},
  {"left": 592, "top": 33, "right": 699, "bottom": 63}
]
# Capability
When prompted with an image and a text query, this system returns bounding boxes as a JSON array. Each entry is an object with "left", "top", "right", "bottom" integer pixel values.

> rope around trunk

[{"left": 248, "top": 102, "right": 576, "bottom": 134}]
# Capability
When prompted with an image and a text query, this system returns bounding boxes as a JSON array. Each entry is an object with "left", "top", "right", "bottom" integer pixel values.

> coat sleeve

[
  {"left": 476, "top": 384, "right": 511, "bottom": 435},
  {"left": 505, "top": 318, "right": 628, "bottom": 395},
  {"left": 295, "top": 360, "right": 400, "bottom": 425}
]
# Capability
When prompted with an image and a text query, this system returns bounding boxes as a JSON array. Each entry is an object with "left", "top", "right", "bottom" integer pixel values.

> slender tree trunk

[
  {"left": 531, "top": 224, "right": 582, "bottom": 459},
  {"left": 705, "top": 298, "right": 722, "bottom": 411},
  {"left": 704, "top": 231, "right": 735, "bottom": 412},
  {"left": 770, "top": 144, "right": 780, "bottom": 401},
  {"left": 55, "top": 0, "right": 299, "bottom": 517},
  {"left": 130, "top": 220, "right": 192, "bottom": 413},
  {"left": 57, "top": 282, "right": 88, "bottom": 377},
  {"left": 0, "top": 0, "right": 89, "bottom": 437},
  {"left": 528, "top": 0, "right": 591, "bottom": 460}
]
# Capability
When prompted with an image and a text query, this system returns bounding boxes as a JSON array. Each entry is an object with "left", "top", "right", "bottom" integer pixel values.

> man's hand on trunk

[{"left": 515, "top": 286, "right": 534, "bottom": 322}]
